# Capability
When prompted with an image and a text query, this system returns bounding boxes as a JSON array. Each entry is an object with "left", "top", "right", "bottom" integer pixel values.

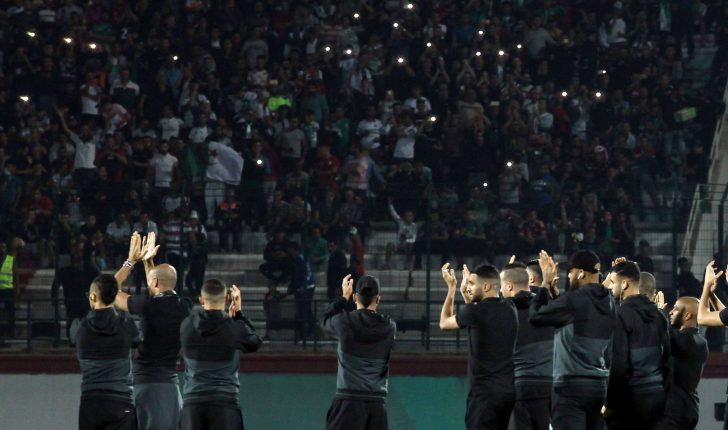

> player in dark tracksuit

[
  {"left": 71, "top": 274, "right": 140, "bottom": 430},
  {"left": 603, "top": 261, "right": 672, "bottom": 430},
  {"left": 695, "top": 260, "right": 728, "bottom": 429},
  {"left": 501, "top": 262, "right": 554, "bottom": 430},
  {"left": 322, "top": 275, "right": 396, "bottom": 430},
  {"left": 529, "top": 250, "right": 617, "bottom": 430},
  {"left": 659, "top": 296, "right": 708, "bottom": 430},
  {"left": 440, "top": 263, "right": 519, "bottom": 430},
  {"left": 179, "top": 280, "right": 262, "bottom": 430}
]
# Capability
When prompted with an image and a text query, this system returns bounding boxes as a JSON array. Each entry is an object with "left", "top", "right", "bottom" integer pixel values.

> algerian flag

[{"left": 207, "top": 141, "right": 244, "bottom": 185}]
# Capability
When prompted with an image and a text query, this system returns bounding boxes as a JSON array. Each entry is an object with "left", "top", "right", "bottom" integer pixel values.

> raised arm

[
  {"left": 698, "top": 261, "right": 725, "bottom": 327},
  {"left": 55, "top": 106, "right": 73, "bottom": 136},
  {"left": 439, "top": 263, "right": 460, "bottom": 330},
  {"left": 113, "top": 232, "right": 144, "bottom": 311},
  {"left": 322, "top": 275, "right": 354, "bottom": 337},
  {"left": 228, "top": 285, "right": 263, "bottom": 353}
]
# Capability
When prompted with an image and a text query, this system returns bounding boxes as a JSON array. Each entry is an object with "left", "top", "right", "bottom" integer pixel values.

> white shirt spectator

[
  {"left": 109, "top": 80, "right": 140, "bottom": 97},
  {"left": 132, "top": 126, "right": 157, "bottom": 139},
  {"left": 103, "top": 103, "right": 130, "bottom": 133},
  {"left": 106, "top": 221, "right": 131, "bottom": 242},
  {"left": 159, "top": 117, "right": 184, "bottom": 141},
  {"left": 80, "top": 84, "right": 101, "bottom": 116},
  {"left": 69, "top": 133, "right": 97, "bottom": 170},
  {"left": 356, "top": 118, "right": 383, "bottom": 149},
  {"left": 132, "top": 220, "right": 159, "bottom": 236},
  {"left": 189, "top": 125, "right": 209, "bottom": 144},
  {"left": 607, "top": 17, "right": 627, "bottom": 44},
  {"left": 393, "top": 124, "right": 418, "bottom": 159},
  {"left": 152, "top": 153, "right": 178, "bottom": 188},
  {"left": 404, "top": 96, "right": 432, "bottom": 113}
]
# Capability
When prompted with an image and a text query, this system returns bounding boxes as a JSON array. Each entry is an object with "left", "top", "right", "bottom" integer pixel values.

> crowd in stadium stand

[{"left": 0, "top": 0, "right": 727, "bottom": 294}]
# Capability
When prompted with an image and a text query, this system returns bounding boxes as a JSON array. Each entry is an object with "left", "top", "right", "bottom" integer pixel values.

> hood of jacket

[
  {"left": 621, "top": 294, "right": 660, "bottom": 322},
  {"left": 190, "top": 307, "right": 228, "bottom": 336},
  {"left": 511, "top": 289, "right": 535, "bottom": 310},
  {"left": 86, "top": 307, "right": 123, "bottom": 336},
  {"left": 348, "top": 309, "right": 394, "bottom": 343},
  {"left": 581, "top": 283, "right": 615, "bottom": 315}
]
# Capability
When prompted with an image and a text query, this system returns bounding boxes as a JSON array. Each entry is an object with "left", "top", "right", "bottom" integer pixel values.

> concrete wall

[{"left": 0, "top": 373, "right": 725, "bottom": 430}]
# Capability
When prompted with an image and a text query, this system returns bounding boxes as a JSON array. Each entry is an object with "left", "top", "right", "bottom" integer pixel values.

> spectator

[
  {"left": 326, "top": 240, "right": 348, "bottom": 301},
  {"left": 303, "top": 226, "right": 329, "bottom": 273},
  {"left": 632, "top": 240, "right": 655, "bottom": 274},
  {"left": 676, "top": 257, "right": 702, "bottom": 298},
  {"left": 287, "top": 242, "right": 315, "bottom": 341},
  {"left": 216, "top": 189, "right": 242, "bottom": 252},
  {"left": 0, "top": 241, "right": 16, "bottom": 340},
  {"left": 384, "top": 198, "right": 418, "bottom": 270},
  {"left": 260, "top": 231, "right": 293, "bottom": 287},
  {"left": 105, "top": 213, "right": 131, "bottom": 267}
]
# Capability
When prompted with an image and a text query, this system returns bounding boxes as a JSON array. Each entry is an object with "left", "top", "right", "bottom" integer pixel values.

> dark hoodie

[
  {"left": 71, "top": 307, "right": 140, "bottom": 401},
  {"left": 510, "top": 288, "right": 554, "bottom": 400},
  {"left": 529, "top": 283, "right": 617, "bottom": 390},
  {"left": 180, "top": 307, "right": 262, "bottom": 403},
  {"left": 322, "top": 297, "right": 396, "bottom": 402},
  {"left": 605, "top": 294, "right": 671, "bottom": 409}
]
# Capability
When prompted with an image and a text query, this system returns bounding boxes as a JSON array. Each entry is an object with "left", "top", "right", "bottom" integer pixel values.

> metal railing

[{"left": 0, "top": 297, "right": 470, "bottom": 354}]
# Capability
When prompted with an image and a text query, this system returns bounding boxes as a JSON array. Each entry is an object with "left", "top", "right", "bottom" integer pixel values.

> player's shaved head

[
  {"left": 639, "top": 272, "right": 656, "bottom": 298},
  {"left": 676, "top": 296, "right": 699, "bottom": 315},
  {"left": 670, "top": 296, "right": 700, "bottom": 329},
  {"left": 149, "top": 264, "right": 177, "bottom": 291}
]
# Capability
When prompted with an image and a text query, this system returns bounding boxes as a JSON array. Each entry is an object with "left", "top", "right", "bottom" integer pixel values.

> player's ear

[
  {"left": 198, "top": 296, "right": 205, "bottom": 306},
  {"left": 376, "top": 296, "right": 381, "bottom": 305}
]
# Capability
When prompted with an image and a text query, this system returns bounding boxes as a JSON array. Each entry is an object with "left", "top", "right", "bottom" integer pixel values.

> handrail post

[{"left": 25, "top": 298, "right": 32, "bottom": 353}]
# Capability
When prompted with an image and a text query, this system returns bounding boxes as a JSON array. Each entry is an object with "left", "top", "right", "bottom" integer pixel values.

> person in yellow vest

[{"left": 0, "top": 241, "right": 16, "bottom": 340}]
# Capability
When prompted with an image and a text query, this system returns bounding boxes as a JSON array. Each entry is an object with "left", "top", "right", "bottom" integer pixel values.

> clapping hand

[
  {"left": 653, "top": 291, "right": 666, "bottom": 310},
  {"left": 441, "top": 263, "right": 457, "bottom": 291},
  {"left": 141, "top": 232, "right": 160, "bottom": 262},
  {"left": 341, "top": 274, "right": 354, "bottom": 300},
  {"left": 228, "top": 284, "right": 242, "bottom": 317},
  {"left": 704, "top": 261, "right": 724, "bottom": 290},
  {"left": 127, "top": 232, "right": 143, "bottom": 263}
]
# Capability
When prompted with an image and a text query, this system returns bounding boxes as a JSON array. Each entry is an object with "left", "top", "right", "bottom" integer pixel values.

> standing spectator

[
  {"left": 676, "top": 258, "right": 702, "bottom": 298},
  {"left": 149, "top": 141, "right": 179, "bottom": 214},
  {"left": 161, "top": 210, "right": 189, "bottom": 293},
  {"left": 216, "top": 189, "right": 242, "bottom": 252},
  {"left": 384, "top": 199, "right": 417, "bottom": 270},
  {"left": 303, "top": 226, "right": 329, "bottom": 273},
  {"left": 632, "top": 240, "right": 655, "bottom": 274},
  {"left": 109, "top": 68, "right": 140, "bottom": 112},
  {"left": 105, "top": 213, "right": 131, "bottom": 267},
  {"left": 287, "top": 242, "right": 316, "bottom": 341},
  {"left": 57, "top": 108, "right": 97, "bottom": 198},
  {"left": 51, "top": 249, "right": 97, "bottom": 343},
  {"left": 185, "top": 226, "right": 208, "bottom": 296},
  {"left": 327, "top": 241, "right": 348, "bottom": 301},
  {"left": 276, "top": 116, "right": 307, "bottom": 173},
  {"left": 0, "top": 241, "right": 16, "bottom": 340},
  {"left": 356, "top": 106, "right": 383, "bottom": 150}
]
